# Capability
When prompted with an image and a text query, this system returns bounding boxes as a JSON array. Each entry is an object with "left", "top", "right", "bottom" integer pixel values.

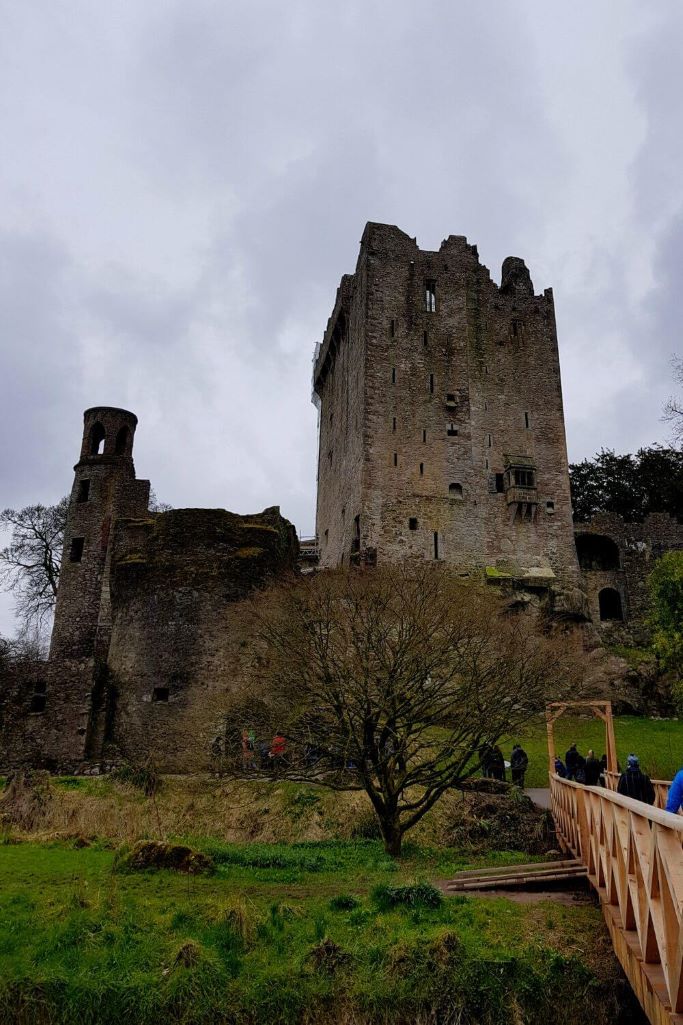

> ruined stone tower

[
  {"left": 313, "top": 223, "right": 580, "bottom": 587},
  {"left": 50, "top": 407, "right": 150, "bottom": 662}
]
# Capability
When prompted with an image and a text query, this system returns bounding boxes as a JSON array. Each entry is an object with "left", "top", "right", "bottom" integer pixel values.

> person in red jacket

[{"left": 270, "top": 731, "right": 287, "bottom": 770}]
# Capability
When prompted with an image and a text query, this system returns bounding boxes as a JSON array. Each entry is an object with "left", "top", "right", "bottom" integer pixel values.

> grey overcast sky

[{"left": 1, "top": 1, "right": 682, "bottom": 636}]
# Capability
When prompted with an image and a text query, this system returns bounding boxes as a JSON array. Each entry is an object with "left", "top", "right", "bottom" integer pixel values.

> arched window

[
  {"left": 575, "top": 534, "right": 620, "bottom": 571},
  {"left": 599, "top": 588, "right": 623, "bottom": 622},
  {"left": 89, "top": 422, "right": 106, "bottom": 456},
  {"left": 449, "top": 483, "right": 463, "bottom": 499},
  {"left": 115, "top": 426, "right": 129, "bottom": 456}
]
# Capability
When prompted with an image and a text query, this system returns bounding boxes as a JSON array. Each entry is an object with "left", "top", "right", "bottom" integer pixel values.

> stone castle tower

[
  {"left": 50, "top": 406, "right": 150, "bottom": 664},
  {"left": 313, "top": 222, "right": 580, "bottom": 587}
]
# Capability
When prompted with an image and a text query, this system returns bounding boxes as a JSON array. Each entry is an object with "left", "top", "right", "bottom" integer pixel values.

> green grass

[
  {"left": 509, "top": 715, "right": 683, "bottom": 786},
  {"left": 0, "top": 839, "right": 620, "bottom": 1025}
]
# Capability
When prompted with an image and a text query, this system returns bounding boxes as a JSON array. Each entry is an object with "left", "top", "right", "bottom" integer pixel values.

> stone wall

[
  {"left": 314, "top": 222, "right": 580, "bottom": 588},
  {"left": 0, "top": 656, "right": 94, "bottom": 770},
  {"left": 576, "top": 513, "right": 683, "bottom": 643},
  {"left": 104, "top": 506, "right": 297, "bottom": 771}
]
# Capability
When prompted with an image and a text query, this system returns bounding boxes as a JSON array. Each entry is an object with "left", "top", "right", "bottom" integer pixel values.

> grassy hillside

[{"left": 0, "top": 838, "right": 640, "bottom": 1025}]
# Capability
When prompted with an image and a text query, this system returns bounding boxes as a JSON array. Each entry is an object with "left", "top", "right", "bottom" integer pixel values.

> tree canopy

[
  {"left": 0, "top": 499, "right": 68, "bottom": 629},
  {"left": 227, "top": 565, "right": 581, "bottom": 855},
  {"left": 649, "top": 551, "right": 683, "bottom": 707},
  {"left": 569, "top": 446, "right": 683, "bottom": 523}
]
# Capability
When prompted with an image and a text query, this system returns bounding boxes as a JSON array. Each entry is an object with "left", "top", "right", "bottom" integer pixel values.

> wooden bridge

[{"left": 547, "top": 702, "right": 683, "bottom": 1025}]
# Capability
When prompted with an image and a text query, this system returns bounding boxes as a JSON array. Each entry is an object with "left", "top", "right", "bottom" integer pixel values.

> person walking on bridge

[
  {"left": 617, "top": 755, "right": 655, "bottom": 805},
  {"left": 665, "top": 766, "right": 683, "bottom": 814}
]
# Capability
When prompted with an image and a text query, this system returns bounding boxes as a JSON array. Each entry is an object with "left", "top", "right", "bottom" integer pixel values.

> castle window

[
  {"left": 393, "top": 453, "right": 398, "bottom": 467},
  {"left": 513, "top": 468, "right": 535, "bottom": 488},
  {"left": 89, "top": 422, "right": 106, "bottom": 456},
  {"left": 422, "top": 429, "right": 427, "bottom": 443},
  {"left": 391, "top": 367, "right": 396, "bottom": 384},
  {"left": 76, "top": 479, "right": 90, "bottom": 503},
  {"left": 341, "top": 506, "right": 345, "bottom": 522},
  {"left": 115, "top": 426, "right": 129, "bottom": 456},
  {"left": 425, "top": 279, "right": 436, "bottom": 312},
  {"left": 524, "top": 411, "right": 530, "bottom": 429},
  {"left": 449, "top": 483, "right": 463, "bottom": 499},
  {"left": 409, "top": 517, "right": 418, "bottom": 531},
  {"left": 599, "top": 588, "right": 623, "bottom": 622},
  {"left": 392, "top": 417, "right": 397, "bottom": 433},
  {"left": 419, "top": 462, "right": 424, "bottom": 476},
  {"left": 446, "top": 393, "right": 456, "bottom": 403},
  {"left": 485, "top": 458, "right": 489, "bottom": 470},
  {"left": 433, "top": 531, "right": 439, "bottom": 560},
  {"left": 69, "top": 537, "right": 85, "bottom": 563},
  {"left": 487, "top": 434, "right": 492, "bottom": 448},
  {"left": 390, "top": 319, "right": 395, "bottom": 337},
  {"left": 511, "top": 319, "right": 524, "bottom": 340},
  {"left": 495, "top": 474, "right": 505, "bottom": 493},
  {"left": 429, "top": 374, "right": 434, "bottom": 393},
  {"left": 423, "top": 330, "right": 428, "bottom": 347},
  {"left": 324, "top": 529, "right": 329, "bottom": 543},
  {"left": 152, "top": 687, "right": 169, "bottom": 703},
  {"left": 447, "top": 424, "right": 458, "bottom": 436},
  {"left": 328, "top": 450, "right": 333, "bottom": 465},
  {"left": 484, "top": 401, "right": 488, "bottom": 411},
  {"left": 546, "top": 500, "right": 555, "bottom": 514},
  {"left": 29, "top": 680, "right": 47, "bottom": 714}
]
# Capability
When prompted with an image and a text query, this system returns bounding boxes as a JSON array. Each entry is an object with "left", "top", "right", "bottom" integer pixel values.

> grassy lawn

[
  {"left": 508, "top": 715, "right": 683, "bottom": 787},
  {"left": 0, "top": 838, "right": 624, "bottom": 1025}
]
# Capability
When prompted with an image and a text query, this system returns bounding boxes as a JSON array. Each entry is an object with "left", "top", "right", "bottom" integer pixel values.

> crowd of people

[
  {"left": 479, "top": 743, "right": 529, "bottom": 787},
  {"left": 213, "top": 727, "right": 683, "bottom": 815},
  {"left": 555, "top": 743, "right": 661, "bottom": 805}
]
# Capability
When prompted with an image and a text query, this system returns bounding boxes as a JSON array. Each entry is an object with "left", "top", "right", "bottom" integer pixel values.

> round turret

[{"left": 79, "top": 407, "right": 138, "bottom": 462}]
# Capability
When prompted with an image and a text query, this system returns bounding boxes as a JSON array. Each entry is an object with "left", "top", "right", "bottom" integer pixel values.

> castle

[{"left": 1, "top": 223, "right": 681, "bottom": 772}]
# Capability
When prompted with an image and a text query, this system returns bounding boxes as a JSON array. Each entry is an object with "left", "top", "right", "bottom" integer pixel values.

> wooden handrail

[{"left": 550, "top": 773, "right": 683, "bottom": 1020}]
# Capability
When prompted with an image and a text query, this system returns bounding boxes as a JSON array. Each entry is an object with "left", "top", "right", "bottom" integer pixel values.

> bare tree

[
  {"left": 228, "top": 565, "right": 581, "bottom": 855},
  {"left": 0, "top": 498, "right": 68, "bottom": 629},
  {"left": 663, "top": 355, "right": 683, "bottom": 446}
]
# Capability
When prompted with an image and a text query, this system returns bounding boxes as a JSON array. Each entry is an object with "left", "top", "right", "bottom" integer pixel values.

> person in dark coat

[
  {"left": 479, "top": 743, "right": 495, "bottom": 778},
  {"left": 584, "top": 749, "right": 601, "bottom": 786},
  {"left": 554, "top": 756, "right": 567, "bottom": 778},
  {"left": 510, "top": 744, "right": 528, "bottom": 787},
  {"left": 617, "top": 755, "right": 655, "bottom": 805},
  {"left": 490, "top": 745, "right": 506, "bottom": 782},
  {"left": 565, "top": 744, "right": 586, "bottom": 782}
]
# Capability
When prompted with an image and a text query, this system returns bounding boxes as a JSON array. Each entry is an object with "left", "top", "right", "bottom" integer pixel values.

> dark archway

[
  {"left": 115, "top": 425, "right": 129, "bottom": 456},
  {"left": 89, "top": 422, "right": 106, "bottom": 456},
  {"left": 599, "top": 588, "right": 623, "bottom": 621},
  {"left": 576, "top": 533, "right": 620, "bottom": 571}
]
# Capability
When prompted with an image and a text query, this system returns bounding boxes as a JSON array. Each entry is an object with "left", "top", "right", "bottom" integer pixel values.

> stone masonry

[{"left": 313, "top": 223, "right": 580, "bottom": 590}]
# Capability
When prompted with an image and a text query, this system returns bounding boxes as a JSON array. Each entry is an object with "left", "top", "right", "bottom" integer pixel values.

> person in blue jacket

[{"left": 666, "top": 768, "right": 683, "bottom": 814}]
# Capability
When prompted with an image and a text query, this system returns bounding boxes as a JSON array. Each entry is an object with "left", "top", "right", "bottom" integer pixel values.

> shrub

[
  {"left": 111, "top": 760, "right": 160, "bottom": 796},
  {"left": 114, "top": 840, "right": 214, "bottom": 875},
  {"left": 329, "top": 894, "right": 360, "bottom": 911},
  {"left": 371, "top": 881, "right": 443, "bottom": 910}
]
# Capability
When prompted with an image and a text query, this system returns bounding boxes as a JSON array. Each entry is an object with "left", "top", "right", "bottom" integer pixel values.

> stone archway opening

[
  {"left": 575, "top": 533, "right": 620, "bottom": 571},
  {"left": 599, "top": 587, "right": 623, "bottom": 621}
]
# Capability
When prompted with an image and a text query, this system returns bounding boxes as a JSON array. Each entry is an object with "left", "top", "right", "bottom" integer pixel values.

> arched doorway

[{"left": 599, "top": 587, "right": 623, "bottom": 621}]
